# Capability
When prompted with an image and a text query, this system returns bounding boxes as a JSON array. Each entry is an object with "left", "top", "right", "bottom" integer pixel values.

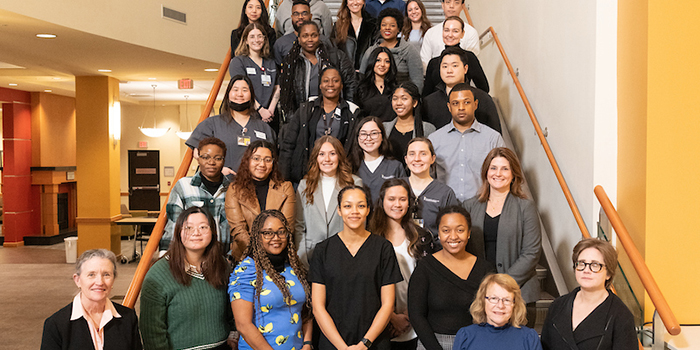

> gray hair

[{"left": 75, "top": 249, "right": 118, "bottom": 278}]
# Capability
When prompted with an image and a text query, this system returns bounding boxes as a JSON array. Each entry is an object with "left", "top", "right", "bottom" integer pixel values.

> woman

[
  {"left": 230, "top": 0, "right": 276, "bottom": 55},
  {"left": 311, "top": 185, "right": 403, "bottom": 350},
  {"left": 279, "top": 21, "right": 357, "bottom": 116},
  {"left": 403, "top": 137, "right": 458, "bottom": 240},
  {"left": 230, "top": 23, "right": 280, "bottom": 131},
  {"left": 408, "top": 206, "right": 494, "bottom": 350},
  {"left": 422, "top": 16, "right": 489, "bottom": 97},
  {"left": 41, "top": 249, "right": 142, "bottom": 350},
  {"left": 541, "top": 238, "right": 637, "bottom": 350},
  {"left": 295, "top": 135, "right": 362, "bottom": 266},
  {"left": 369, "top": 179, "right": 436, "bottom": 350},
  {"left": 332, "top": 0, "right": 378, "bottom": 69},
  {"left": 279, "top": 66, "right": 361, "bottom": 184},
  {"left": 384, "top": 82, "right": 435, "bottom": 164},
  {"left": 401, "top": 0, "right": 431, "bottom": 49},
  {"left": 360, "top": 8, "right": 423, "bottom": 92},
  {"left": 453, "top": 274, "right": 541, "bottom": 350},
  {"left": 356, "top": 47, "right": 398, "bottom": 122},
  {"left": 229, "top": 210, "right": 313, "bottom": 350},
  {"left": 347, "top": 116, "right": 405, "bottom": 204},
  {"left": 141, "top": 207, "right": 232, "bottom": 350},
  {"left": 462, "top": 147, "right": 541, "bottom": 310},
  {"left": 225, "top": 140, "right": 296, "bottom": 261},
  {"left": 187, "top": 75, "right": 276, "bottom": 175}
]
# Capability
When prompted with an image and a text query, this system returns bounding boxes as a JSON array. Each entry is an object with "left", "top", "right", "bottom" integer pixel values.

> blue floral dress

[{"left": 229, "top": 257, "right": 306, "bottom": 350}]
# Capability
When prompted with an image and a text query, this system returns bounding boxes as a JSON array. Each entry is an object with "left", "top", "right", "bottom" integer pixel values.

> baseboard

[{"left": 23, "top": 229, "right": 77, "bottom": 246}]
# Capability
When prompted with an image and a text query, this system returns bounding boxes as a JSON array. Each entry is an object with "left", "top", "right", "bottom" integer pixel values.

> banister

[
  {"left": 594, "top": 186, "right": 681, "bottom": 336},
  {"left": 122, "top": 48, "right": 233, "bottom": 308},
  {"left": 462, "top": 4, "right": 474, "bottom": 28}
]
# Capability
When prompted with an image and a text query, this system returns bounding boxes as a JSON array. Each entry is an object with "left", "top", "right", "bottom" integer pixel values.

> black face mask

[{"left": 230, "top": 100, "right": 250, "bottom": 112}]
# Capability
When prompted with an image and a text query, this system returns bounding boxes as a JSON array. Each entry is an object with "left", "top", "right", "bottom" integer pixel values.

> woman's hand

[
  {"left": 389, "top": 312, "right": 411, "bottom": 337},
  {"left": 347, "top": 343, "right": 368, "bottom": 350},
  {"left": 222, "top": 167, "right": 237, "bottom": 176},
  {"left": 259, "top": 108, "right": 274, "bottom": 122}
]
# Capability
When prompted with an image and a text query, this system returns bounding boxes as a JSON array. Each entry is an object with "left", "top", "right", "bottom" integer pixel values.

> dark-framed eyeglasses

[
  {"left": 574, "top": 261, "right": 605, "bottom": 273},
  {"left": 260, "top": 229, "right": 288, "bottom": 240},
  {"left": 200, "top": 155, "right": 225, "bottom": 162},
  {"left": 358, "top": 130, "right": 382, "bottom": 140}
]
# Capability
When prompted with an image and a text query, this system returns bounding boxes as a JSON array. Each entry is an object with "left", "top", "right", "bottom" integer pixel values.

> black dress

[{"left": 310, "top": 234, "right": 403, "bottom": 350}]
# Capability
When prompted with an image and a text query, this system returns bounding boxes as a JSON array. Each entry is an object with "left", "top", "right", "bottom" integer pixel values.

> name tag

[
  {"left": 254, "top": 130, "right": 267, "bottom": 140},
  {"left": 381, "top": 175, "right": 395, "bottom": 180},
  {"left": 246, "top": 67, "right": 256, "bottom": 75},
  {"left": 237, "top": 136, "right": 251, "bottom": 146},
  {"left": 261, "top": 73, "right": 272, "bottom": 87},
  {"left": 423, "top": 197, "right": 440, "bottom": 203}
]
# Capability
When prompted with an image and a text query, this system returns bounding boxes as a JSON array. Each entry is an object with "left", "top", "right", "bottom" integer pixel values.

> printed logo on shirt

[
  {"left": 423, "top": 197, "right": 440, "bottom": 203},
  {"left": 254, "top": 130, "right": 267, "bottom": 140},
  {"left": 381, "top": 175, "right": 395, "bottom": 180}
]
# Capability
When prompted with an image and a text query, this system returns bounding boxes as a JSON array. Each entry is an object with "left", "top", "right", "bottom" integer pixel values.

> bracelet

[
  {"left": 256, "top": 105, "right": 263, "bottom": 111},
  {"left": 303, "top": 341, "right": 314, "bottom": 349},
  {"left": 361, "top": 338, "right": 372, "bottom": 349}
]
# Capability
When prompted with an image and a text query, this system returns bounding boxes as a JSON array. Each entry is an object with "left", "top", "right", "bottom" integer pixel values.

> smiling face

[
  {"left": 405, "top": 140, "right": 435, "bottom": 175},
  {"left": 392, "top": 87, "right": 417, "bottom": 118},
  {"left": 229, "top": 79, "right": 252, "bottom": 104},
  {"left": 407, "top": 1, "right": 422, "bottom": 23},
  {"left": 484, "top": 283, "right": 515, "bottom": 327},
  {"left": 73, "top": 257, "right": 115, "bottom": 304},
  {"left": 246, "top": 28, "right": 265, "bottom": 53},
  {"left": 317, "top": 142, "right": 339, "bottom": 177},
  {"left": 448, "top": 89, "right": 478, "bottom": 128},
  {"left": 373, "top": 52, "right": 391, "bottom": 78},
  {"left": 197, "top": 144, "right": 225, "bottom": 181},
  {"left": 347, "top": 0, "right": 364, "bottom": 15},
  {"left": 438, "top": 213, "right": 469, "bottom": 255},
  {"left": 358, "top": 121, "right": 382, "bottom": 155},
  {"left": 338, "top": 188, "right": 370, "bottom": 230},
  {"left": 320, "top": 69, "right": 343, "bottom": 100},
  {"left": 380, "top": 16, "right": 399, "bottom": 41},
  {"left": 245, "top": 0, "right": 263, "bottom": 22},
  {"left": 291, "top": 4, "right": 312, "bottom": 31},
  {"left": 487, "top": 156, "right": 513, "bottom": 193},
  {"left": 441, "top": 0, "right": 462, "bottom": 18},
  {"left": 261, "top": 217, "right": 288, "bottom": 255},
  {"left": 383, "top": 185, "right": 409, "bottom": 221},
  {"left": 181, "top": 212, "right": 213, "bottom": 254},
  {"left": 249, "top": 146, "right": 273, "bottom": 181},
  {"left": 442, "top": 19, "right": 464, "bottom": 46},
  {"left": 440, "top": 54, "right": 468, "bottom": 87},
  {"left": 575, "top": 247, "right": 610, "bottom": 291},
  {"left": 298, "top": 24, "right": 320, "bottom": 55}
]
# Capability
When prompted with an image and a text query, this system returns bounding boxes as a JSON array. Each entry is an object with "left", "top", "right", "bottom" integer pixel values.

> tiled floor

[{"left": 0, "top": 240, "right": 139, "bottom": 350}]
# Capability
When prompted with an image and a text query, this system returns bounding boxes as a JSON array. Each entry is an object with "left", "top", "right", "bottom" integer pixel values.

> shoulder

[
  {"left": 113, "top": 302, "right": 139, "bottom": 321},
  {"left": 550, "top": 288, "right": 577, "bottom": 311},
  {"left": 45, "top": 302, "right": 73, "bottom": 326},
  {"left": 352, "top": 174, "right": 363, "bottom": 185},
  {"left": 608, "top": 292, "right": 635, "bottom": 320},
  {"left": 233, "top": 257, "right": 257, "bottom": 277},
  {"left": 297, "top": 179, "right": 308, "bottom": 192},
  {"left": 462, "top": 196, "right": 481, "bottom": 210},
  {"left": 430, "top": 124, "right": 451, "bottom": 138}
]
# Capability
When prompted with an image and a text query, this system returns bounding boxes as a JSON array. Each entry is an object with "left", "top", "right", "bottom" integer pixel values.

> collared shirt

[
  {"left": 70, "top": 293, "right": 121, "bottom": 350},
  {"left": 162, "top": 171, "right": 231, "bottom": 250},
  {"left": 428, "top": 120, "right": 504, "bottom": 202},
  {"left": 420, "top": 22, "right": 480, "bottom": 69}
]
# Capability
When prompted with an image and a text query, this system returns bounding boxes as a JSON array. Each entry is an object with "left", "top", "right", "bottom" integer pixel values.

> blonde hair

[{"left": 470, "top": 274, "right": 527, "bottom": 327}]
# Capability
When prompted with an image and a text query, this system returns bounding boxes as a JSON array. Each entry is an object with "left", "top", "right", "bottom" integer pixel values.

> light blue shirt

[{"left": 428, "top": 120, "right": 505, "bottom": 202}]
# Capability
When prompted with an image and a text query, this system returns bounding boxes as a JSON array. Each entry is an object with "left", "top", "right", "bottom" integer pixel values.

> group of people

[{"left": 40, "top": 0, "right": 638, "bottom": 349}]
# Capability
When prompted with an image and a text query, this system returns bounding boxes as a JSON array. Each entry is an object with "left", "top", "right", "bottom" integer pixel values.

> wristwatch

[
  {"left": 361, "top": 338, "right": 372, "bottom": 349},
  {"left": 303, "top": 341, "right": 314, "bottom": 350}
]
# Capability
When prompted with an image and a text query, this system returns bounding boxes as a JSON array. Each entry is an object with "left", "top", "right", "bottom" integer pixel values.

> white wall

[{"left": 467, "top": 0, "right": 618, "bottom": 288}]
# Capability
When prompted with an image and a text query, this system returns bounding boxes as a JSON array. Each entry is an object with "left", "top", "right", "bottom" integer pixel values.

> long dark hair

[
  {"left": 220, "top": 75, "right": 260, "bottom": 119},
  {"left": 231, "top": 140, "right": 284, "bottom": 202},
  {"left": 347, "top": 116, "right": 394, "bottom": 172},
  {"left": 358, "top": 47, "right": 397, "bottom": 101},
  {"left": 244, "top": 210, "right": 312, "bottom": 313},
  {"left": 167, "top": 207, "right": 228, "bottom": 288},
  {"left": 369, "top": 179, "right": 424, "bottom": 258},
  {"left": 237, "top": 0, "right": 272, "bottom": 31},
  {"left": 476, "top": 147, "right": 527, "bottom": 202},
  {"left": 401, "top": 0, "right": 431, "bottom": 39},
  {"left": 392, "top": 81, "right": 425, "bottom": 136}
]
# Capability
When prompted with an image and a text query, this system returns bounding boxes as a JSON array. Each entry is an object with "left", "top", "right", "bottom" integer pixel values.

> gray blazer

[
  {"left": 462, "top": 193, "right": 542, "bottom": 303},
  {"left": 294, "top": 175, "right": 363, "bottom": 267},
  {"left": 382, "top": 119, "right": 436, "bottom": 139}
]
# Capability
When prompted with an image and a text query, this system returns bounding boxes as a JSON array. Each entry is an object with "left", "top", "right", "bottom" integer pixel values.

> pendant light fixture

[
  {"left": 176, "top": 95, "right": 193, "bottom": 140},
  {"left": 139, "top": 84, "right": 170, "bottom": 137}
]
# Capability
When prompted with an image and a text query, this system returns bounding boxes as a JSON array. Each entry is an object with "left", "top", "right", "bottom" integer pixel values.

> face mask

[{"left": 230, "top": 101, "right": 250, "bottom": 112}]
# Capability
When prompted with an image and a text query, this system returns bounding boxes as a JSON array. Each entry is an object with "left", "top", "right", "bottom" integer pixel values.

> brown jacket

[{"left": 225, "top": 179, "right": 296, "bottom": 260}]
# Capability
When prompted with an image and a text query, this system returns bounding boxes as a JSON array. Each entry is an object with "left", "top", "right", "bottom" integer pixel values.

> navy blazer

[{"left": 41, "top": 301, "right": 142, "bottom": 350}]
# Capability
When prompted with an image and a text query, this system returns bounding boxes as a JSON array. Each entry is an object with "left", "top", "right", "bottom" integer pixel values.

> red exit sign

[{"left": 178, "top": 78, "right": 194, "bottom": 89}]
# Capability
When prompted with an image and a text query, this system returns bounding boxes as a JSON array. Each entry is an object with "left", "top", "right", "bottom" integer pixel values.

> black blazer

[{"left": 41, "top": 301, "right": 142, "bottom": 350}]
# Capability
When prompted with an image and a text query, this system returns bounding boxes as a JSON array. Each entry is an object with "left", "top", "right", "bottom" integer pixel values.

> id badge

[
  {"left": 237, "top": 136, "right": 251, "bottom": 146},
  {"left": 261, "top": 73, "right": 272, "bottom": 87}
]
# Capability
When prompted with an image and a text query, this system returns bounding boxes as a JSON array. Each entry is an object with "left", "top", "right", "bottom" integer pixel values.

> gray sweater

[
  {"left": 359, "top": 39, "right": 424, "bottom": 93},
  {"left": 275, "top": 0, "right": 332, "bottom": 37}
]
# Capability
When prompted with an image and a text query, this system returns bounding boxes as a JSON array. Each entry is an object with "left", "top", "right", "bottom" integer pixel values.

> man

[
  {"left": 428, "top": 83, "right": 505, "bottom": 202},
  {"left": 275, "top": 0, "right": 332, "bottom": 38},
  {"left": 273, "top": 0, "right": 333, "bottom": 66},
  {"left": 161, "top": 137, "right": 231, "bottom": 251},
  {"left": 364, "top": 0, "right": 405, "bottom": 18},
  {"left": 422, "top": 47, "right": 500, "bottom": 132},
  {"left": 419, "top": 0, "right": 480, "bottom": 68}
]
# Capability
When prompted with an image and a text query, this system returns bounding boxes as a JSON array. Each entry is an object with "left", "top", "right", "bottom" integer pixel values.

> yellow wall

[
  {"left": 618, "top": 0, "right": 700, "bottom": 323},
  {"left": 30, "top": 92, "right": 76, "bottom": 167}
]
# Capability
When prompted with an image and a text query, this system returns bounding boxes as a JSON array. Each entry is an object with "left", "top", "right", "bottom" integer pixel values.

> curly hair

[
  {"left": 357, "top": 47, "right": 397, "bottom": 102},
  {"left": 476, "top": 147, "right": 527, "bottom": 202},
  {"left": 470, "top": 274, "right": 528, "bottom": 328},
  {"left": 302, "top": 135, "right": 355, "bottom": 205},
  {"left": 347, "top": 116, "right": 394, "bottom": 172},
  {"left": 231, "top": 140, "right": 284, "bottom": 201},
  {"left": 369, "top": 179, "right": 424, "bottom": 258},
  {"left": 235, "top": 22, "right": 272, "bottom": 58},
  {"left": 243, "top": 210, "right": 312, "bottom": 315},
  {"left": 378, "top": 8, "right": 404, "bottom": 32},
  {"left": 401, "top": 0, "right": 431, "bottom": 40}
]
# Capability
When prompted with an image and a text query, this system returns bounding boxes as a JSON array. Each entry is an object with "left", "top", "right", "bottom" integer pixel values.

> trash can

[{"left": 64, "top": 236, "right": 78, "bottom": 264}]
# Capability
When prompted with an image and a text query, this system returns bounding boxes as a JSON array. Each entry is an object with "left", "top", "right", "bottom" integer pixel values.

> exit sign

[{"left": 178, "top": 78, "right": 194, "bottom": 89}]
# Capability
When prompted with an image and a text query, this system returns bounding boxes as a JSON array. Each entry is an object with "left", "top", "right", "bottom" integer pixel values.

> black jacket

[
  {"left": 279, "top": 97, "right": 361, "bottom": 183},
  {"left": 422, "top": 45, "right": 489, "bottom": 97},
  {"left": 541, "top": 287, "right": 638, "bottom": 350},
  {"left": 421, "top": 83, "right": 501, "bottom": 132},
  {"left": 332, "top": 10, "right": 379, "bottom": 69}
]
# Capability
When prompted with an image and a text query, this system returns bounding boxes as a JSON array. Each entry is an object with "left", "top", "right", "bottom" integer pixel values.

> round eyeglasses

[{"left": 574, "top": 261, "right": 606, "bottom": 273}]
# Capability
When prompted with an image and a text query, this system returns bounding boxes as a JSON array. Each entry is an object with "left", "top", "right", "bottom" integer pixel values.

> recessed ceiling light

[
  {"left": 204, "top": 68, "right": 218, "bottom": 72},
  {"left": 9, "top": 83, "right": 18, "bottom": 86},
  {"left": 36, "top": 33, "right": 57, "bottom": 39},
  {"left": 52, "top": 77, "right": 61, "bottom": 80},
  {"left": 98, "top": 69, "right": 112, "bottom": 72},
  {"left": 148, "top": 77, "right": 157, "bottom": 80},
  {"left": 44, "top": 89, "right": 52, "bottom": 93}
]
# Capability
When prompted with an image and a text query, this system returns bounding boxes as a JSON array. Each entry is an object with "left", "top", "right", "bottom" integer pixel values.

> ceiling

[{"left": 0, "top": 8, "right": 231, "bottom": 104}]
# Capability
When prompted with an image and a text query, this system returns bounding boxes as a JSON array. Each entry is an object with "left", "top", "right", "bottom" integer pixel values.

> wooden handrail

[
  {"left": 122, "top": 48, "right": 232, "bottom": 308},
  {"left": 594, "top": 186, "right": 681, "bottom": 336},
  {"left": 462, "top": 4, "right": 474, "bottom": 28}
]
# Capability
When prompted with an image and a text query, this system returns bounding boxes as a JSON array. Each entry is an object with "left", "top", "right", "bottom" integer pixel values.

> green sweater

[{"left": 140, "top": 258, "right": 231, "bottom": 350}]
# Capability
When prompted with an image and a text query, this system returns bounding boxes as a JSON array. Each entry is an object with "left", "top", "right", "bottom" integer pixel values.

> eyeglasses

[
  {"left": 358, "top": 131, "right": 382, "bottom": 140},
  {"left": 574, "top": 261, "right": 606, "bottom": 273},
  {"left": 291, "top": 11, "right": 309, "bottom": 17},
  {"left": 200, "top": 155, "right": 225, "bottom": 162},
  {"left": 485, "top": 296, "right": 514, "bottom": 306},
  {"left": 184, "top": 225, "right": 210, "bottom": 234},
  {"left": 251, "top": 156, "right": 273, "bottom": 164},
  {"left": 260, "top": 229, "right": 288, "bottom": 240}
]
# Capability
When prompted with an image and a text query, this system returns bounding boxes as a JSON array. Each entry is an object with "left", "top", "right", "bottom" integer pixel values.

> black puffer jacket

[{"left": 279, "top": 97, "right": 361, "bottom": 183}]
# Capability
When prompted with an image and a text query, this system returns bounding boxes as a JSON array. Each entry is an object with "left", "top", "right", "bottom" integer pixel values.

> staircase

[{"left": 323, "top": 0, "right": 446, "bottom": 26}]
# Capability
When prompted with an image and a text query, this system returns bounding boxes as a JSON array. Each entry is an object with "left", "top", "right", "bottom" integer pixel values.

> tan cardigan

[{"left": 225, "top": 179, "right": 296, "bottom": 260}]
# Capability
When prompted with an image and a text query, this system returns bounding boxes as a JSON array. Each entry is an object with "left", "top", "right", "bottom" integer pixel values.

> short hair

[
  {"left": 443, "top": 16, "right": 464, "bottom": 30},
  {"left": 476, "top": 147, "right": 526, "bottom": 202},
  {"left": 470, "top": 274, "right": 528, "bottom": 327},
  {"left": 435, "top": 205, "right": 471, "bottom": 232},
  {"left": 439, "top": 46, "right": 469, "bottom": 67},
  {"left": 337, "top": 184, "right": 373, "bottom": 213},
  {"left": 298, "top": 20, "right": 319, "bottom": 34},
  {"left": 75, "top": 249, "right": 118, "bottom": 278},
  {"left": 572, "top": 238, "right": 618, "bottom": 289},
  {"left": 292, "top": 0, "right": 311, "bottom": 9},
  {"left": 378, "top": 8, "right": 404, "bottom": 30},
  {"left": 198, "top": 137, "right": 227, "bottom": 157},
  {"left": 448, "top": 83, "right": 477, "bottom": 101}
]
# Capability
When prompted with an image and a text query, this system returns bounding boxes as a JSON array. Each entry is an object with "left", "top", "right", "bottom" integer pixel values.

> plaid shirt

[{"left": 161, "top": 172, "right": 231, "bottom": 250}]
